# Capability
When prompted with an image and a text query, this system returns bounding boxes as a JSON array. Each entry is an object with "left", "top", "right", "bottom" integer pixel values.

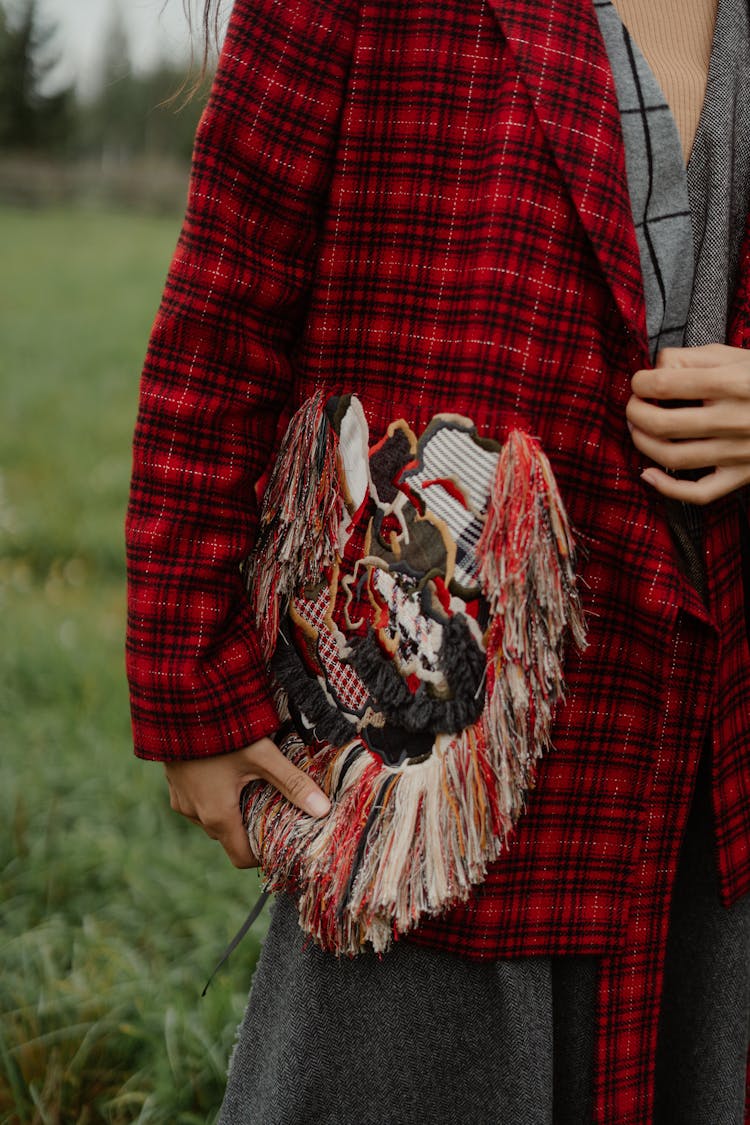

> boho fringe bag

[{"left": 241, "top": 392, "right": 586, "bottom": 956}]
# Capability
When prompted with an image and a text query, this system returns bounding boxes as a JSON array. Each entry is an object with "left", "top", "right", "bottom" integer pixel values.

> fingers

[
  {"left": 627, "top": 345, "right": 750, "bottom": 500},
  {"left": 206, "top": 812, "right": 260, "bottom": 869},
  {"left": 252, "top": 740, "right": 331, "bottom": 818},
  {"left": 165, "top": 772, "right": 202, "bottom": 826},
  {"left": 212, "top": 743, "right": 330, "bottom": 865},
  {"left": 632, "top": 363, "right": 750, "bottom": 404},
  {"left": 654, "top": 344, "right": 743, "bottom": 369},
  {"left": 628, "top": 426, "right": 750, "bottom": 472},
  {"left": 626, "top": 394, "right": 750, "bottom": 442},
  {"left": 629, "top": 415, "right": 750, "bottom": 498},
  {"left": 627, "top": 392, "right": 750, "bottom": 468},
  {"left": 161, "top": 738, "right": 331, "bottom": 871},
  {"left": 633, "top": 342, "right": 750, "bottom": 399},
  {"left": 163, "top": 758, "right": 259, "bottom": 868},
  {"left": 640, "top": 464, "right": 750, "bottom": 505},
  {"left": 179, "top": 801, "right": 260, "bottom": 868}
]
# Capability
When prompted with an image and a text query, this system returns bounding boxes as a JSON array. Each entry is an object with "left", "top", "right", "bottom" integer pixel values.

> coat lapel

[{"left": 485, "top": 0, "right": 648, "bottom": 355}]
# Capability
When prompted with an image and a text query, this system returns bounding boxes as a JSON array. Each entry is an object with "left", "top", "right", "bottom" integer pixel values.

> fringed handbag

[{"left": 241, "top": 392, "right": 586, "bottom": 955}]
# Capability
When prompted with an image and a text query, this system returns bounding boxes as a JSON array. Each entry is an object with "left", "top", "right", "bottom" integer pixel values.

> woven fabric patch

[
  {"left": 277, "top": 406, "right": 494, "bottom": 765},
  {"left": 243, "top": 393, "right": 585, "bottom": 955}
]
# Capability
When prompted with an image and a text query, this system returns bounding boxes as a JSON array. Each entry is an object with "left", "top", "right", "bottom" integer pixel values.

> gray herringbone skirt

[{"left": 217, "top": 763, "right": 749, "bottom": 1124}]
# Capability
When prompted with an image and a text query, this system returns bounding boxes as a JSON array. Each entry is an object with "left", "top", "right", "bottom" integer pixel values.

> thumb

[{"left": 255, "top": 740, "right": 331, "bottom": 819}]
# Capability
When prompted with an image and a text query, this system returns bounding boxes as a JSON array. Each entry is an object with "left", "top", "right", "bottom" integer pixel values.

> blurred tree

[
  {"left": 79, "top": 1, "right": 211, "bottom": 165},
  {"left": 137, "top": 62, "right": 212, "bottom": 162},
  {"left": 0, "top": 0, "right": 214, "bottom": 211},
  {"left": 0, "top": 0, "right": 75, "bottom": 152},
  {"left": 83, "top": 4, "right": 137, "bottom": 164}
]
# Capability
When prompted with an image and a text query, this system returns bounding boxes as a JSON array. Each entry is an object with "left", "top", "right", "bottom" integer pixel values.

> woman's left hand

[{"left": 626, "top": 343, "right": 750, "bottom": 504}]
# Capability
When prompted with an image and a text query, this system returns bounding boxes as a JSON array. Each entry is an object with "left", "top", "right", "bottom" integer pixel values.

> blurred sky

[{"left": 37, "top": 0, "right": 198, "bottom": 94}]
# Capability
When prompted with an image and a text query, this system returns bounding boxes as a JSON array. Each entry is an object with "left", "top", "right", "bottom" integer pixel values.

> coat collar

[{"left": 485, "top": 0, "right": 649, "bottom": 357}]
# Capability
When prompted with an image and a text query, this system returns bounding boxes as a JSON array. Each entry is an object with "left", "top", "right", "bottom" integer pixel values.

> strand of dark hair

[
  {"left": 163, "top": 1, "right": 223, "bottom": 105},
  {"left": 194, "top": 0, "right": 223, "bottom": 78}
]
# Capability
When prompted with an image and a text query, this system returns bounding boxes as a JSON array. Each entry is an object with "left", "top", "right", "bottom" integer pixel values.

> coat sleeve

[{"left": 125, "top": 0, "right": 358, "bottom": 761}]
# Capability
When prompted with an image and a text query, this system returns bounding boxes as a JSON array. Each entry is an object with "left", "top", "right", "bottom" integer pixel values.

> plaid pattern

[
  {"left": 594, "top": 0, "right": 694, "bottom": 358},
  {"left": 125, "top": 0, "right": 750, "bottom": 1118},
  {"left": 592, "top": 619, "right": 714, "bottom": 1121}
]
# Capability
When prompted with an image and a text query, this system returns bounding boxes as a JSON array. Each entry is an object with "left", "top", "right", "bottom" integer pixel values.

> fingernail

[
  {"left": 307, "top": 791, "right": 331, "bottom": 818},
  {"left": 626, "top": 421, "right": 634, "bottom": 433}
]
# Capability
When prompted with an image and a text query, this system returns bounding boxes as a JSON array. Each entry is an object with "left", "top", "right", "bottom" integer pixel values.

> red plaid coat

[{"left": 126, "top": 0, "right": 750, "bottom": 1118}]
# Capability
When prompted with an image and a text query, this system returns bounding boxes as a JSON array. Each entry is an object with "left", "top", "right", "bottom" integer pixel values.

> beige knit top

[{"left": 611, "top": 0, "right": 718, "bottom": 159}]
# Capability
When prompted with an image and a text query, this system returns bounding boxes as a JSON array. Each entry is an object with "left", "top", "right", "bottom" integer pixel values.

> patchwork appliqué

[{"left": 242, "top": 393, "right": 586, "bottom": 955}]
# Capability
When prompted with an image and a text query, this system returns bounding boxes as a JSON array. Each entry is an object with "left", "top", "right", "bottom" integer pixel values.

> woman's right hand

[{"left": 163, "top": 738, "right": 331, "bottom": 869}]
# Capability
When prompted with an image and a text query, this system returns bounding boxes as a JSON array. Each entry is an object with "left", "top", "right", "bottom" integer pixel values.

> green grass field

[{"left": 0, "top": 206, "right": 266, "bottom": 1124}]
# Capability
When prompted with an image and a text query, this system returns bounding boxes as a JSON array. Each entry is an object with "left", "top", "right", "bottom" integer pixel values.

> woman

[{"left": 126, "top": 0, "right": 750, "bottom": 1119}]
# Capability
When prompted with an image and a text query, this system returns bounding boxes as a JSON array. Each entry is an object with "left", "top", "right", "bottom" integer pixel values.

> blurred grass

[{"left": 0, "top": 206, "right": 265, "bottom": 1124}]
